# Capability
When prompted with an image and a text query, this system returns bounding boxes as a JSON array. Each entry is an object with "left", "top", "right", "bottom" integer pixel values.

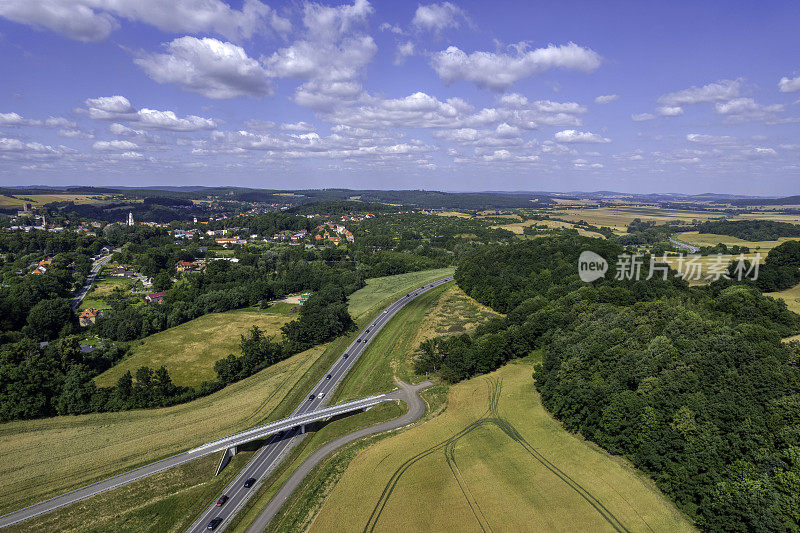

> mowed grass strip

[
  {"left": 309, "top": 359, "right": 695, "bottom": 533},
  {"left": 347, "top": 267, "right": 454, "bottom": 320},
  {"left": 11, "top": 450, "right": 255, "bottom": 533},
  {"left": 0, "top": 344, "right": 326, "bottom": 515},
  {"left": 95, "top": 308, "right": 291, "bottom": 388}
]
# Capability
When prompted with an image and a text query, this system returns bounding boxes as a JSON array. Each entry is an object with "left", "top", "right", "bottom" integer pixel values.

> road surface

[
  {"left": 71, "top": 253, "right": 113, "bottom": 311},
  {"left": 0, "top": 275, "right": 452, "bottom": 530},
  {"left": 669, "top": 236, "right": 700, "bottom": 254},
  {"left": 184, "top": 276, "right": 453, "bottom": 533},
  {"left": 245, "top": 380, "right": 433, "bottom": 533}
]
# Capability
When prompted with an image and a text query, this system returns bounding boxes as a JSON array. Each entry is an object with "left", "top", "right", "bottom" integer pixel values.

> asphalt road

[
  {"left": 71, "top": 253, "right": 113, "bottom": 311},
  {"left": 245, "top": 380, "right": 433, "bottom": 533},
  {"left": 185, "top": 276, "right": 453, "bottom": 533}
]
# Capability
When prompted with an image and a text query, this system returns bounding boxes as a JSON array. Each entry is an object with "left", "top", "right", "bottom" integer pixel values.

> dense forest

[
  {"left": 696, "top": 219, "right": 800, "bottom": 241},
  {"left": 416, "top": 236, "right": 800, "bottom": 531}
]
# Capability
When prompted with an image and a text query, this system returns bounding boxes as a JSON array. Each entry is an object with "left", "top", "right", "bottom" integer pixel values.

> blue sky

[{"left": 1, "top": 0, "right": 799, "bottom": 194}]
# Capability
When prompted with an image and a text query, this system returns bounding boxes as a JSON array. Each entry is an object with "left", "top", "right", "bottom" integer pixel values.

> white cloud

[
  {"left": 658, "top": 79, "right": 741, "bottom": 106},
  {"left": 58, "top": 128, "right": 94, "bottom": 139},
  {"left": 412, "top": 2, "right": 466, "bottom": 32},
  {"left": 657, "top": 105, "right": 684, "bottom": 117},
  {"left": 430, "top": 42, "right": 602, "bottom": 90},
  {"left": 83, "top": 96, "right": 217, "bottom": 131},
  {"left": 594, "top": 94, "right": 619, "bottom": 104},
  {"left": 395, "top": 41, "right": 415, "bottom": 66},
  {"left": 0, "top": 112, "right": 35, "bottom": 126},
  {"left": 93, "top": 140, "right": 139, "bottom": 151},
  {"left": 714, "top": 98, "right": 783, "bottom": 121},
  {"left": 554, "top": 129, "right": 610, "bottom": 143},
  {"left": 686, "top": 133, "right": 737, "bottom": 145},
  {"left": 262, "top": 0, "right": 376, "bottom": 110},
  {"left": 0, "top": 0, "right": 289, "bottom": 42},
  {"left": 778, "top": 74, "right": 800, "bottom": 93},
  {"left": 631, "top": 113, "right": 655, "bottom": 121},
  {"left": 135, "top": 37, "right": 271, "bottom": 99},
  {"left": 495, "top": 123, "right": 521, "bottom": 138},
  {"left": 379, "top": 22, "right": 403, "bottom": 34},
  {"left": 280, "top": 121, "right": 315, "bottom": 131}
]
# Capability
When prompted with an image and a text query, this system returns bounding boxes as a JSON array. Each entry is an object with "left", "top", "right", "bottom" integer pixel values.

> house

[
  {"left": 78, "top": 307, "right": 102, "bottom": 326},
  {"left": 145, "top": 291, "right": 166, "bottom": 304},
  {"left": 175, "top": 260, "right": 195, "bottom": 272},
  {"left": 215, "top": 237, "right": 246, "bottom": 247}
]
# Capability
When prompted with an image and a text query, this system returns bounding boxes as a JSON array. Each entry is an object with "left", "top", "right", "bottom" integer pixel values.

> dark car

[
  {"left": 326, "top": 374, "right": 332, "bottom": 380},
  {"left": 244, "top": 477, "right": 256, "bottom": 488},
  {"left": 207, "top": 517, "right": 223, "bottom": 530},
  {"left": 216, "top": 495, "right": 228, "bottom": 506},
  {"left": 309, "top": 394, "right": 315, "bottom": 400},
  {"left": 343, "top": 353, "right": 349, "bottom": 359},
  {"left": 365, "top": 329, "right": 370, "bottom": 333}
]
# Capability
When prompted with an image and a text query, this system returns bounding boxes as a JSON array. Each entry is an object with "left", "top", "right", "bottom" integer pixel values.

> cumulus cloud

[
  {"left": 412, "top": 2, "right": 466, "bottom": 32},
  {"left": 714, "top": 98, "right": 783, "bottom": 121},
  {"left": 0, "top": 112, "right": 36, "bottom": 126},
  {"left": 594, "top": 94, "right": 619, "bottom": 104},
  {"left": 280, "top": 121, "right": 315, "bottom": 131},
  {"left": 631, "top": 113, "right": 655, "bottom": 121},
  {"left": 657, "top": 105, "right": 684, "bottom": 116},
  {"left": 686, "top": 133, "right": 737, "bottom": 145},
  {"left": 554, "top": 129, "right": 610, "bottom": 143},
  {"left": 778, "top": 74, "right": 800, "bottom": 93},
  {"left": 83, "top": 95, "right": 217, "bottom": 131},
  {"left": 0, "top": 0, "right": 289, "bottom": 42},
  {"left": 658, "top": 79, "right": 741, "bottom": 106},
  {"left": 430, "top": 42, "right": 602, "bottom": 90},
  {"left": 262, "top": 0, "right": 376, "bottom": 110},
  {"left": 395, "top": 41, "right": 415, "bottom": 66},
  {"left": 135, "top": 37, "right": 271, "bottom": 99},
  {"left": 93, "top": 140, "right": 139, "bottom": 151}
]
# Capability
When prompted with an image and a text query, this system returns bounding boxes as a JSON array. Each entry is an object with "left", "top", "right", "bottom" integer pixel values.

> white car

[{"left": 318, "top": 392, "right": 325, "bottom": 399}]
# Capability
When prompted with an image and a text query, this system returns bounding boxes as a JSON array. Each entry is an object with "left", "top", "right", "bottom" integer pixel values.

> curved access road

[{"left": 245, "top": 380, "right": 433, "bottom": 533}]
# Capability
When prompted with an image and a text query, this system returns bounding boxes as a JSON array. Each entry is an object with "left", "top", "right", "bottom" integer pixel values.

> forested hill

[{"left": 419, "top": 236, "right": 800, "bottom": 531}]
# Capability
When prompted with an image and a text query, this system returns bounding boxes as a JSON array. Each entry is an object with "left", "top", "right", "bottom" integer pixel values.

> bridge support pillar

[
  {"left": 300, "top": 425, "right": 306, "bottom": 434},
  {"left": 215, "top": 446, "right": 238, "bottom": 476}
]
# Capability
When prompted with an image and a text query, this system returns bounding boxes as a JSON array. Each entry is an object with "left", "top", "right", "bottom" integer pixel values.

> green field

[
  {"left": 337, "top": 283, "right": 500, "bottom": 402},
  {"left": 95, "top": 308, "right": 291, "bottom": 387},
  {"left": 310, "top": 358, "right": 694, "bottom": 533},
  {"left": 766, "top": 282, "right": 800, "bottom": 315},
  {"left": 11, "top": 450, "right": 255, "bottom": 533},
  {"left": 347, "top": 267, "right": 455, "bottom": 320},
  {"left": 676, "top": 231, "right": 798, "bottom": 251},
  {"left": 0, "top": 343, "right": 327, "bottom": 515},
  {"left": 79, "top": 273, "right": 138, "bottom": 311}
]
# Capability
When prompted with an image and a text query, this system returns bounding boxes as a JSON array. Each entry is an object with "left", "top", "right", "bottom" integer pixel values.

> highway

[
  {"left": 0, "top": 275, "right": 452, "bottom": 530},
  {"left": 184, "top": 275, "right": 453, "bottom": 533},
  {"left": 71, "top": 253, "right": 113, "bottom": 311},
  {"left": 245, "top": 380, "right": 433, "bottom": 533}
]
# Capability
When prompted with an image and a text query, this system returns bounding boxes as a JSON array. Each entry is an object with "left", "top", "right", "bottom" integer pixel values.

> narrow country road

[
  {"left": 71, "top": 253, "right": 113, "bottom": 311},
  {"left": 245, "top": 380, "right": 433, "bottom": 533}
]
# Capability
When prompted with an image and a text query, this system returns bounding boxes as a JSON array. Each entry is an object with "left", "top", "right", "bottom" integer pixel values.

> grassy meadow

[
  {"left": 0, "top": 343, "right": 327, "bottom": 515},
  {"left": 95, "top": 308, "right": 291, "bottom": 387},
  {"left": 675, "top": 231, "right": 798, "bottom": 251},
  {"left": 346, "top": 267, "right": 454, "bottom": 320},
  {"left": 309, "top": 358, "right": 694, "bottom": 533}
]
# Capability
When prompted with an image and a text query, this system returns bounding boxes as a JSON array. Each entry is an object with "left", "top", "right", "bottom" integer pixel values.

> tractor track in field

[{"left": 363, "top": 378, "right": 633, "bottom": 533}]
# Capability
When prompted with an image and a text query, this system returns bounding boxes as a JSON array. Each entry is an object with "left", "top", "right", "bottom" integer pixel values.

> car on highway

[
  {"left": 326, "top": 374, "right": 332, "bottom": 379},
  {"left": 207, "top": 517, "right": 223, "bottom": 530},
  {"left": 244, "top": 477, "right": 257, "bottom": 488},
  {"left": 343, "top": 353, "right": 349, "bottom": 358},
  {"left": 216, "top": 495, "right": 228, "bottom": 506},
  {"left": 308, "top": 394, "right": 315, "bottom": 400},
  {"left": 318, "top": 392, "right": 325, "bottom": 399}
]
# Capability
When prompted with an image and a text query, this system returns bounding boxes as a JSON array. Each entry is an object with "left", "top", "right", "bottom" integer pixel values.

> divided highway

[
  {"left": 185, "top": 275, "right": 453, "bottom": 533},
  {"left": 0, "top": 275, "right": 453, "bottom": 530}
]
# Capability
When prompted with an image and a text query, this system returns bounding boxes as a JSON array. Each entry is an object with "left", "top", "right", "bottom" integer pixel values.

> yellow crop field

[
  {"left": 95, "top": 308, "right": 291, "bottom": 387},
  {"left": 310, "top": 359, "right": 694, "bottom": 533}
]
